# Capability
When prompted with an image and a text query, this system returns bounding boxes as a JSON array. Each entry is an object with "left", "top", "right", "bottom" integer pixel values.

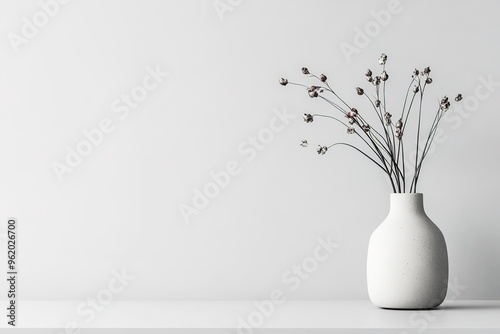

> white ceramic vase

[{"left": 367, "top": 193, "right": 448, "bottom": 309}]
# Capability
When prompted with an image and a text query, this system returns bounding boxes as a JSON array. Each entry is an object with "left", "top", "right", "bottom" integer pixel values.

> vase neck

[{"left": 390, "top": 193, "right": 425, "bottom": 214}]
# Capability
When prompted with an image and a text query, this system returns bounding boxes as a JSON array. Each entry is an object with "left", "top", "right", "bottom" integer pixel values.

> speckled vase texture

[{"left": 367, "top": 193, "right": 449, "bottom": 309}]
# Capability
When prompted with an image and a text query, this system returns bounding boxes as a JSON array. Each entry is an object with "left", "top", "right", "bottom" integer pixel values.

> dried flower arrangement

[{"left": 280, "top": 53, "right": 462, "bottom": 193}]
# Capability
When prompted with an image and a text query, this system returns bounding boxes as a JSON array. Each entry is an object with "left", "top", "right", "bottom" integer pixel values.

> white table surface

[{"left": 1, "top": 300, "right": 499, "bottom": 332}]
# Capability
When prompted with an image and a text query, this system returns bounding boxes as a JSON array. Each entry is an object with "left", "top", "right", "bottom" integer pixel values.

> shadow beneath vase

[
  {"left": 439, "top": 304, "right": 500, "bottom": 310},
  {"left": 377, "top": 302, "right": 500, "bottom": 311}
]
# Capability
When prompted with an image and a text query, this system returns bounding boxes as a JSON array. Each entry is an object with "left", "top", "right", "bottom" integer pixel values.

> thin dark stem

[
  {"left": 324, "top": 82, "right": 352, "bottom": 110},
  {"left": 397, "top": 81, "right": 419, "bottom": 191},
  {"left": 363, "top": 94, "right": 391, "bottom": 146},
  {"left": 400, "top": 140, "right": 405, "bottom": 192},
  {"left": 413, "top": 104, "right": 445, "bottom": 188},
  {"left": 312, "top": 114, "right": 348, "bottom": 126},
  {"left": 365, "top": 93, "right": 403, "bottom": 190},
  {"left": 400, "top": 77, "right": 418, "bottom": 120},
  {"left": 319, "top": 96, "right": 348, "bottom": 115},
  {"left": 383, "top": 65, "right": 395, "bottom": 167},
  {"left": 327, "top": 142, "right": 397, "bottom": 192},
  {"left": 287, "top": 82, "right": 309, "bottom": 89},
  {"left": 411, "top": 81, "right": 427, "bottom": 192},
  {"left": 326, "top": 143, "right": 386, "bottom": 171}
]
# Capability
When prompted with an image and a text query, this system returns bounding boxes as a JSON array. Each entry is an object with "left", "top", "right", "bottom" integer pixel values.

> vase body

[{"left": 367, "top": 193, "right": 448, "bottom": 309}]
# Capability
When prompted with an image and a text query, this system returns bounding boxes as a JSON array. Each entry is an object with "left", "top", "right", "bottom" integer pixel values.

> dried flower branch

[{"left": 279, "top": 54, "right": 463, "bottom": 193}]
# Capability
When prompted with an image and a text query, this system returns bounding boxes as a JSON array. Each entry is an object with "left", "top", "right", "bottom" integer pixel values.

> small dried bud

[
  {"left": 378, "top": 53, "right": 388, "bottom": 65},
  {"left": 308, "top": 86, "right": 319, "bottom": 98},
  {"left": 384, "top": 112, "right": 392, "bottom": 126},
  {"left": 412, "top": 68, "right": 419, "bottom": 77},
  {"left": 395, "top": 118, "right": 403, "bottom": 129},
  {"left": 317, "top": 145, "right": 328, "bottom": 155},
  {"left": 425, "top": 77, "right": 433, "bottom": 84},
  {"left": 455, "top": 94, "right": 463, "bottom": 102},
  {"left": 375, "top": 100, "right": 381, "bottom": 107},
  {"left": 279, "top": 78, "right": 288, "bottom": 86},
  {"left": 365, "top": 69, "right": 372, "bottom": 77},
  {"left": 347, "top": 127, "right": 355, "bottom": 134},
  {"left": 374, "top": 76, "right": 381, "bottom": 85},
  {"left": 367, "top": 76, "right": 373, "bottom": 83},
  {"left": 440, "top": 96, "right": 450, "bottom": 111},
  {"left": 395, "top": 129, "right": 403, "bottom": 140},
  {"left": 361, "top": 124, "right": 371, "bottom": 132},
  {"left": 300, "top": 140, "right": 308, "bottom": 147},
  {"left": 423, "top": 67, "right": 431, "bottom": 75},
  {"left": 346, "top": 108, "right": 358, "bottom": 118},
  {"left": 303, "top": 113, "right": 314, "bottom": 123},
  {"left": 302, "top": 67, "right": 310, "bottom": 75},
  {"left": 413, "top": 85, "right": 420, "bottom": 93},
  {"left": 320, "top": 74, "right": 327, "bottom": 82},
  {"left": 381, "top": 71, "right": 389, "bottom": 81},
  {"left": 356, "top": 87, "right": 364, "bottom": 95}
]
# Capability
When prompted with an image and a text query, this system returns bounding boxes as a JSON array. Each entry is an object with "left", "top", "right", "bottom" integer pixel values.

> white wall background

[{"left": 0, "top": 0, "right": 499, "bottom": 300}]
